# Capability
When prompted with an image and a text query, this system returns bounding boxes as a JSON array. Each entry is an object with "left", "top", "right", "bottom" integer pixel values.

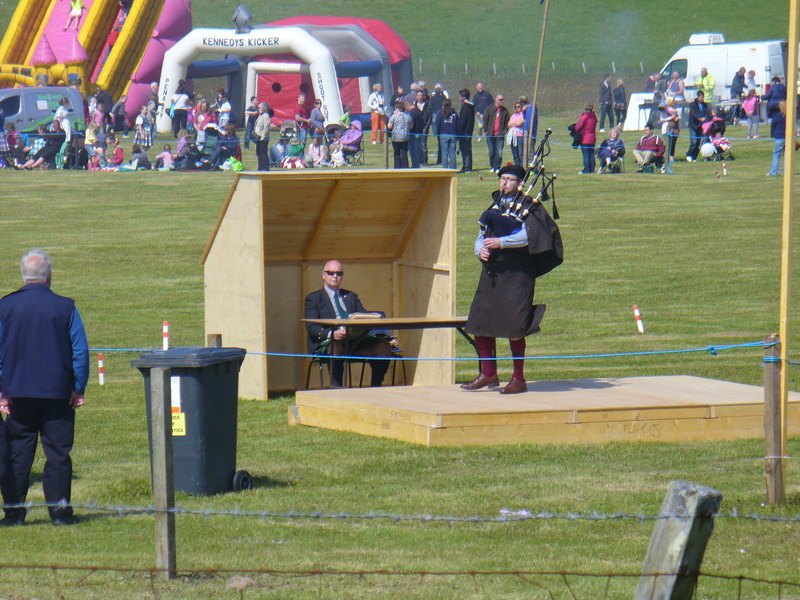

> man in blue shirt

[{"left": 0, "top": 249, "right": 89, "bottom": 526}]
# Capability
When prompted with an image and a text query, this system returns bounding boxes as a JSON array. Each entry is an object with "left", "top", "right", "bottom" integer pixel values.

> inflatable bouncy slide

[
  {"left": 156, "top": 15, "right": 413, "bottom": 133},
  {"left": 0, "top": 0, "right": 191, "bottom": 115}
]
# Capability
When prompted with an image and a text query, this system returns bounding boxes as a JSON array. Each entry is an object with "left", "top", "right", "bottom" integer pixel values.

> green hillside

[{"left": 0, "top": 0, "right": 791, "bottom": 87}]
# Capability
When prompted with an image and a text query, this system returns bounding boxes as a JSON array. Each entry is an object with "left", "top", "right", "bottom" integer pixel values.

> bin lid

[{"left": 131, "top": 347, "right": 247, "bottom": 369}]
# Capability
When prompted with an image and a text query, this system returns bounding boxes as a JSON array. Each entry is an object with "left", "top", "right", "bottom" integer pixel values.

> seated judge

[{"left": 304, "top": 260, "right": 392, "bottom": 387}]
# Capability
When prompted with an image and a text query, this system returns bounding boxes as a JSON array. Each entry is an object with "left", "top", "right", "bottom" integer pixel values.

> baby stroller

[
  {"left": 710, "top": 136, "right": 734, "bottom": 161},
  {"left": 279, "top": 120, "right": 298, "bottom": 142},
  {"left": 325, "top": 122, "right": 346, "bottom": 145}
]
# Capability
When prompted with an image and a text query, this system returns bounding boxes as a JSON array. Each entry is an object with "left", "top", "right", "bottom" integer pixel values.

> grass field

[
  {"left": 1, "top": 1, "right": 800, "bottom": 598},
  {"left": 0, "top": 1, "right": 794, "bottom": 107},
  {"left": 0, "top": 118, "right": 798, "bottom": 598}
]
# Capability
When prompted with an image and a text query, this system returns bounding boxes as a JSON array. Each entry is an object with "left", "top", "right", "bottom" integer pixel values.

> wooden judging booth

[{"left": 200, "top": 169, "right": 457, "bottom": 400}]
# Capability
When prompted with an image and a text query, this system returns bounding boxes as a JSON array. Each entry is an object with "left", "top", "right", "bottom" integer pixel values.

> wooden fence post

[
  {"left": 206, "top": 333, "right": 222, "bottom": 347},
  {"left": 633, "top": 480, "right": 722, "bottom": 600},
  {"left": 763, "top": 333, "right": 784, "bottom": 505},
  {"left": 150, "top": 367, "right": 177, "bottom": 579}
]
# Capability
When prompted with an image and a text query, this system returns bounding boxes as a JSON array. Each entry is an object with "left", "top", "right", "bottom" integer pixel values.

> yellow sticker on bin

[{"left": 172, "top": 413, "right": 186, "bottom": 436}]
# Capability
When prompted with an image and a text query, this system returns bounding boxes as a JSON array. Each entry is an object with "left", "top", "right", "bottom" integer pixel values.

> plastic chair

[
  {"left": 347, "top": 149, "right": 365, "bottom": 166},
  {"left": 304, "top": 338, "right": 405, "bottom": 389}
]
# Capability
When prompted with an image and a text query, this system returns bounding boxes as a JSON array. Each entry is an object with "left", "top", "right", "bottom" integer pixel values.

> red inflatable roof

[{"left": 265, "top": 16, "right": 411, "bottom": 64}]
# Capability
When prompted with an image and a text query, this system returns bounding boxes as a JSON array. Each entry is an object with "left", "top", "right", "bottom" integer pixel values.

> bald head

[{"left": 322, "top": 260, "right": 344, "bottom": 291}]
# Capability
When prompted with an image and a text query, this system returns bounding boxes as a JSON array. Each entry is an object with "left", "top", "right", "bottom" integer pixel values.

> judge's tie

[{"left": 334, "top": 292, "right": 348, "bottom": 319}]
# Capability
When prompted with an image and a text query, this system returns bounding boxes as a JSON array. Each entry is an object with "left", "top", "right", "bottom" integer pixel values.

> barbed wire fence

[
  {"left": 7, "top": 336, "right": 794, "bottom": 597},
  {"left": 3, "top": 501, "right": 800, "bottom": 599},
  {"left": 0, "top": 564, "right": 798, "bottom": 599}
]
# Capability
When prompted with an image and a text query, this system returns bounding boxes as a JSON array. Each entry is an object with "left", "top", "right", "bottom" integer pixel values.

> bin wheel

[{"left": 232, "top": 470, "right": 253, "bottom": 492}]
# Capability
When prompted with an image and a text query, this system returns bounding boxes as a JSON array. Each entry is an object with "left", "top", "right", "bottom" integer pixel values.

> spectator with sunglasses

[{"left": 304, "top": 260, "right": 392, "bottom": 388}]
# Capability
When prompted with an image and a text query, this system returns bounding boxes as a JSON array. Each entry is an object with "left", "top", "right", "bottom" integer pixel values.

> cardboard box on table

[{"left": 200, "top": 169, "right": 457, "bottom": 400}]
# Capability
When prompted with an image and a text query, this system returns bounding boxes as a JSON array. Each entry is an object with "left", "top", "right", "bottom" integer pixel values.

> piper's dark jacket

[{"left": 466, "top": 193, "right": 563, "bottom": 339}]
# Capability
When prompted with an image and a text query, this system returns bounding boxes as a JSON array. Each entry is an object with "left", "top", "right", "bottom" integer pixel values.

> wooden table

[{"left": 301, "top": 316, "right": 476, "bottom": 386}]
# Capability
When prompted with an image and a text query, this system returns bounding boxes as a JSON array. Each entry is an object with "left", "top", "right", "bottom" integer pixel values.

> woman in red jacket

[{"left": 575, "top": 103, "right": 598, "bottom": 174}]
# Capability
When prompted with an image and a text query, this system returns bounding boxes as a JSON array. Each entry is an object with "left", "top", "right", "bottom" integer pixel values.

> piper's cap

[{"left": 498, "top": 164, "right": 526, "bottom": 179}]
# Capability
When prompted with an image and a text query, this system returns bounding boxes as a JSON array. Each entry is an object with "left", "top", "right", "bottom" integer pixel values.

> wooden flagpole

[
  {"left": 526, "top": 0, "right": 551, "bottom": 164},
  {"left": 776, "top": 0, "right": 800, "bottom": 502}
]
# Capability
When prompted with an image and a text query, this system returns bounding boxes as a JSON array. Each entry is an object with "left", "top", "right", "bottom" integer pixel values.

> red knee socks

[
  {"left": 509, "top": 338, "right": 526, "bottom": 381},
  {"left": 475, "top": 335, "right": 497, "bottom": 377}
]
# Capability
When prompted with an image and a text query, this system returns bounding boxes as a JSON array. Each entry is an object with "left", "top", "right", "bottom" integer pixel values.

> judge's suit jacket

[{"left": 304, "top": 288, "right": 367, "bottom": 352}]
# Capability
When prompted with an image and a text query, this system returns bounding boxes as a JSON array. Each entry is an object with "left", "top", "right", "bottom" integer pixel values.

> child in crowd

[
  {"left": 154, "top": 143, "right": 174, "bottom": 170},
  {"left": 110, "top": 94, "right": 129, "bottom": 137},
  {"left": 64, "top": 0, "right": 85, "bottom": 31},
  {"left": 88, "top": 147, "right": 108, "bottom": 170},
  {"left": 743, "top": 89, "right": 760, "bottom": 139},
  {"left": 120, "top": 143, "right": 150, "bottom": 171},
  {"left": 175, "top": 128, "right": 189, "bottom": 157},
  {"left": 110, "top": 137, "right": 124, "bottom": 167},
  {"left": 304, "top": 135, "right": 329, "bottom": 167},
  {"left": 280, "top": 137, "right": 306, "bottom": 168}
]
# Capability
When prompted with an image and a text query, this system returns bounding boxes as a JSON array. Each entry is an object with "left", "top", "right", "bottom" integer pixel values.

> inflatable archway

[
  {"left": 260, "top": 17, "right": 412, "bottom": 121},
  {"left": 157, "top": 27, "right": 343, "bottom": 133}
]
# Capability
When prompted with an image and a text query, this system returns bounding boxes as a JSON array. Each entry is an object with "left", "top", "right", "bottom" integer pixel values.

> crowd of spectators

[
  {"left": 0, "top": 69, "right": 791, "bottom": 176},
  {"left": 569, "top": 66, "right": 788, "bottom": 176}
]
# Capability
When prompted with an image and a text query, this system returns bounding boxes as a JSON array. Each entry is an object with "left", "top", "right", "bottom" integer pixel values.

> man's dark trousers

[
  {"left": 459, "top": 137, "right": 473, "bottom": 171},
  {"left": 2, "top": 398, "right": 75, "bottom": 521},
  {"left": 486, "top": 135, "right": 504, "bottom": 171},
  {"left": 687, "top": 127, "right": 703, "bottom": 160}
]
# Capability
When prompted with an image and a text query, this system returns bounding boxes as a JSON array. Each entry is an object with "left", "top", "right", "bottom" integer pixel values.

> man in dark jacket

[
  {"left": 457, "top": 88, "right": 475, "bottom": 172},
  {"left": 598, "top": 74, "right": 614, "bottom": 131},
  {"left": 482, "top": 94, "right": 509, "bottom": 172},
  {"left": 0, "top": 249, "right": 89, "bottom": 526},
  {"left": 414, "top": 90, "right": 432, "bottom": 164},
  {"left": 304, "top": 260, "right": 392, "bottom": 388},
  {"left": 429, "top": 84, "right": 448, "bottom": 164},
  {"left": 687, "top": 91, "right": 709, "bottom": 162},
  {"left": 407, "top": 101, "right": 425, "bottom": 168}
]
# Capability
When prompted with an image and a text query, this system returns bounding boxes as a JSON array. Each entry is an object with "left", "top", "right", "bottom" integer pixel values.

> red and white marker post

[
  {"left": 163, "top": 321, "right": 169, "bottom": 350},
  {"left": 633, "top": 305, "right": 645, "bottom": 334},
  {"left": 98, "top": 353, "right": 105, "bottom": 385}
]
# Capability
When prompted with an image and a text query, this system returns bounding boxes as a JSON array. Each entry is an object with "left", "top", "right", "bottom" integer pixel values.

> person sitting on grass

[
  {"left": 119, "top": 143, "right": 150, "bottom": 171},
  {"left": 632, "top": 123, "right": 664, "bottom": 172},
  {"left": 207, "top": 124, "right": 240, "bottom": 170},
  {"left": 18, "top": 120, "right": 66, "bottom": 170},
  {"left": 154, "top": 143, "right": 174, "bottom": 170},
  {"left": 109, "top": 137, "right": 124, "bottom": 167}
]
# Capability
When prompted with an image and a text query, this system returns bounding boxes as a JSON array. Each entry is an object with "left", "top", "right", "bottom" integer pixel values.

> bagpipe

[{"left": 489, "top": 128, "right": 559, "bottom": 223}]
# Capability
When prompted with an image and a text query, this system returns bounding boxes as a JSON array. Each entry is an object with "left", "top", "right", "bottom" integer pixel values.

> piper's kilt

[{"left": 465, "top": 249, "right": 546, "bottom": 339}]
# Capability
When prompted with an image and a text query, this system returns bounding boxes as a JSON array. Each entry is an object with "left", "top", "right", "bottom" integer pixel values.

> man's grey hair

[{"left": 21, "top": 248, "right": 52, "bottom": 283}]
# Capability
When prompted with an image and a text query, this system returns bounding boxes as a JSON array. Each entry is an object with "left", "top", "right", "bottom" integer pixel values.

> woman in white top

[
  {"left": 170, "top": 80, "right": 192, "bottom": 137},
  {"left": 367, "top": 83, "right": 385, "bottom": 144},
  {"left": 53, "top": 97, "right": 72, "bottom": 142}
]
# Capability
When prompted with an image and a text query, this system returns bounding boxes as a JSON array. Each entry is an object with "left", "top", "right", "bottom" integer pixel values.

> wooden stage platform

[{"left": 289, "top": 376, "right": 800, "bottom": 447}]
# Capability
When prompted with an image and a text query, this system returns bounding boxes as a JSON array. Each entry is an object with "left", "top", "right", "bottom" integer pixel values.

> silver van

[{"left": 0, "top": 87, "right": 86, "bottom": 134}]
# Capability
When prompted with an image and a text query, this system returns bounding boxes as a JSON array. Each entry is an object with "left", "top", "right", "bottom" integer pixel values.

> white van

[
  {"left": 623, "top": 33, "right": 787, "bottom": 130},
  {"left": 0, "top": 87, "right": 86, "bottom": 134},
  {"left": 660, "top": 33, "right": 785, "bottom": 99}
]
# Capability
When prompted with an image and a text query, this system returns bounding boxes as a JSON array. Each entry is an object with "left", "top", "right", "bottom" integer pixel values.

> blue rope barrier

[
  {"left": 763, "top": 356, "right": 800, "bottom": 367},
  {"left": 89, "top": 340, "right": 772, "bottom": 362}
]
